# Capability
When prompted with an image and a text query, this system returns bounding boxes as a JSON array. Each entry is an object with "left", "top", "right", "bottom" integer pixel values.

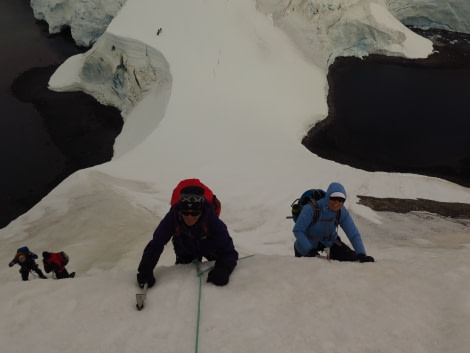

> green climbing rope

[{"left": 192, "top": 255, "right": 254, "bottom": 353}]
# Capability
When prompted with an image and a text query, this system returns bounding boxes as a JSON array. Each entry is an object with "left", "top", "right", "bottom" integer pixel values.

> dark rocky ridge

[{"left": 357, "top": 196, "right": 470, "bottom": 219}]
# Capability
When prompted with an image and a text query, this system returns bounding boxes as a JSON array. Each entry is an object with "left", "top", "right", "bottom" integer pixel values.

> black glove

[
  {"left": 207, "top": 267, "right": 231, "bottom": 286},
  {"left": 137, "top": 272, "right": 156, "bottom": 288},
  {"left": 358, "top": 254, "right": 375, "bottom": 263},
  {"left": 137, "top": 254, "right": 158, "bottom": 288},
  {"left": 306, "top": 248, "right": 319, "bottom": 257}
]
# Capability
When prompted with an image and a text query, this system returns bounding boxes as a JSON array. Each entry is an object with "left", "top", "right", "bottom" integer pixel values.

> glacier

[
  {"left": 38, "top": 0, "right": 447, "bottom": 151},
  {"left": 22, "top": 0, "right": 470, "bottom": 175},
  {"left": 35, "top": 0, "right": 469, "bottom": 129},
  {"left": 31, "top": 0, "right": 126, "bottom": 47},
  {"left": 387, "top": 0, "right": 470, "bottom": 34},
  {"left": 31, "top": 0, "right": 470, "bottom": 48}
]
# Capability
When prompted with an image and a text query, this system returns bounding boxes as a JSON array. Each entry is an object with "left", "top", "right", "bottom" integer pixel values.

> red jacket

[{"left": 43, "top": 252, "right": 67, "bottom": 274}]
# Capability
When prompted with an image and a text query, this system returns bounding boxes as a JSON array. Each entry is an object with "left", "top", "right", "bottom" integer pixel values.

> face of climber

[
  {"left": 329, "top": 197, "right": 345, "bottom": 212},
  {"left": 180, "top": 210, "right": 202, "bottom": 227}
]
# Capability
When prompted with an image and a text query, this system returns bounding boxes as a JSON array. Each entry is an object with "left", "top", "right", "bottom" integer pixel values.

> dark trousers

[
  {"left": 20, "top": 269, "right": 29, "bottom": 281},
  {"left": 20, "top": 265, "right": 46, "bottom": 280},
  {"left": 295, "top": 237, "right": 358, "bottom": 262},
  {"left": 330, "top": 240, "right": 358, "bottom": 262}
]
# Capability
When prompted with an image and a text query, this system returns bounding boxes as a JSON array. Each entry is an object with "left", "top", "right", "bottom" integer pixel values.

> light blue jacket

[{"left": 293, "top": 182, "right": 366, "bottom": 256}]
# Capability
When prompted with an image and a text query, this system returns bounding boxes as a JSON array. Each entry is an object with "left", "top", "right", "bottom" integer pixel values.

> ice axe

[{"left": 136, "top": 283, "right": 148, "bottom": 310}]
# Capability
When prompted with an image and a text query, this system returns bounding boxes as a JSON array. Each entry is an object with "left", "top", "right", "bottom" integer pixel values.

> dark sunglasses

[
  {"left": 181, "top": 210, "right": 202, "bottom": 217},
  {"left": 330, "top": 197, "right": 345, "bottom": 203}
]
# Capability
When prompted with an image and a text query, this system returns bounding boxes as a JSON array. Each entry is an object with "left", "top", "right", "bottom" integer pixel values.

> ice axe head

[{"left": 136, "top": 283, "right": 148, "bottom": 310}]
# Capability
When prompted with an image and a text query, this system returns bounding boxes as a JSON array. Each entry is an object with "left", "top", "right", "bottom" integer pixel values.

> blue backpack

[{"left": 288, "top": 189, "right": 341, "bottom": 226}]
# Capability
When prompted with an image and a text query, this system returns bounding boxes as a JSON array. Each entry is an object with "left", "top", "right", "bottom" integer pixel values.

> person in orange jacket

[{"left": 42, "top": 251, "right": 75, "bottom": 279}]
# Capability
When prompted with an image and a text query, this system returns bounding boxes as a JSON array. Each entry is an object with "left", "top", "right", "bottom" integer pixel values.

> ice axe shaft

[
  {"left": 325, "top": 247, "right": 331, "bottom": 262},
  {"left": 136, "top": 283, "right": 148, "bottom": 310}
]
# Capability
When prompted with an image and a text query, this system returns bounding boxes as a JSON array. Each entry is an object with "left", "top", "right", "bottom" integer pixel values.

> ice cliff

[
  {"left": 31, "top": 0, "right": 125, "bottom": 47},
  {"left": 387, "top": 0, "right": 470, "bottom": 34},
  {"left": 256, "top": 0, "right": 432, "bottom": 69},
  {"left": 31, "top": 0, "right": 470, "bottom": 48},
  {"left": 49, "top": 33, "right": 172, "bottom": 116}
]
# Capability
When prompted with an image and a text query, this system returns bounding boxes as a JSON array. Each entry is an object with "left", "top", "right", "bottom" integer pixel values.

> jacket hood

[{"left": 326, "top": 182, "right": 347, "bottom": 200}]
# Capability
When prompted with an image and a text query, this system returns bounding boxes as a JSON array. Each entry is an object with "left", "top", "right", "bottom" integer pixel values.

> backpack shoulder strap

[
  {"left": 306, "top": 198, "right": 320, "bottom": 226},
  {"left": 309, "top": 199, "right": 341, "bottom": 228},
  {"left": 335, "top": 209, "right": 341, "bottom": 227}
]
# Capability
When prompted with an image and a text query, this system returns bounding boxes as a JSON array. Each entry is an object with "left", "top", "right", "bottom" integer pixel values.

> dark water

[
  {"left": 304, "top": 29, "right": 470, "bottom": 188},
  {"left": 0, "top": 1, "right": 122, "bottom": 228}
]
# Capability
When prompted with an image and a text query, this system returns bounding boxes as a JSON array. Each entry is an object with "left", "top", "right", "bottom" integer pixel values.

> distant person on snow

[
  {"left": 42, "top": 251, "right": 75, "bottom": 279},
  {"left": 8, "top": 246, "right": 47, "bottom": 280},
  {"left": 293, "top": 182, "right": 375, "bottom": 262},
  {"left": 137, "top": 185, "right": 238, "bottom": 287}
]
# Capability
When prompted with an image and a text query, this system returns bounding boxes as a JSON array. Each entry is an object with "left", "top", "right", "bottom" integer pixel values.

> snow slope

[{"left": 2, "top": 1, "right": 470, "bottom": 352}]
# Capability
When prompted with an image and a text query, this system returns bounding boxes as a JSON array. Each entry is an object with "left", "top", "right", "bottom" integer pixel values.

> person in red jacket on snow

[{"left": 42, "top": 251, "right": 75, "bottom": 279}]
